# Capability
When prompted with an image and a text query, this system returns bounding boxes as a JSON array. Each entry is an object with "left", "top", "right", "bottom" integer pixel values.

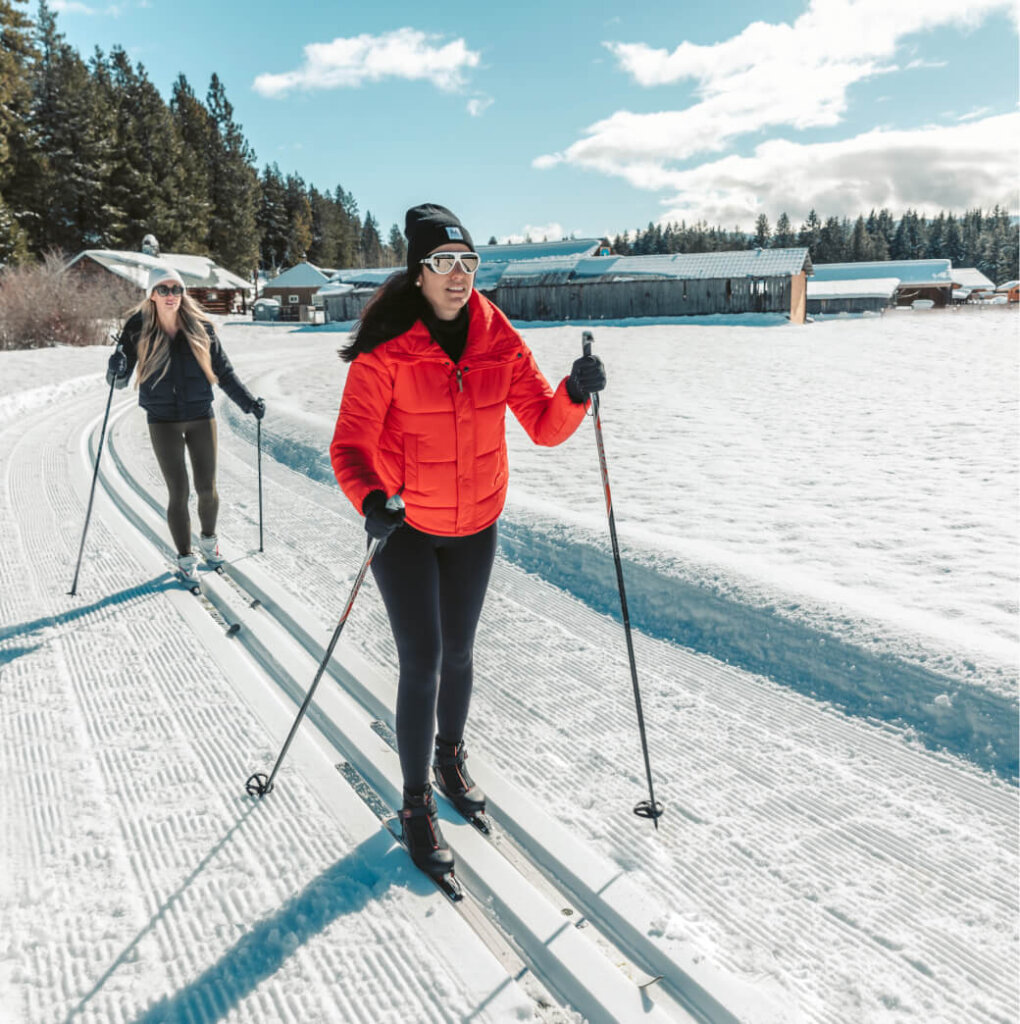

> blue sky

[{"left": 49, "top": 0, "right": 1018, "bottom": 244}]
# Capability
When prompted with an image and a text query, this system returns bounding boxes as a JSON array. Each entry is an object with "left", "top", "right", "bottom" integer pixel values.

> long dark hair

[{"left": 340, "top": 270, "right": 428, "bottom": 362}]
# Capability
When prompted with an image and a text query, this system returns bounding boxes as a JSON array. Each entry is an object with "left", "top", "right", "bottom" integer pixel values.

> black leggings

[
  {"left": 148, "top": 418, "right": 219, "bottom": 555},
  {"left": 371, "top": 521, "right": 498, "bottom": 790}
]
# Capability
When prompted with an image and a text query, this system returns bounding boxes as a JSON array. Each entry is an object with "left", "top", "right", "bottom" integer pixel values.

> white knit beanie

[{"left": 146, "top": 265, "right": 186, "bottom": 299}]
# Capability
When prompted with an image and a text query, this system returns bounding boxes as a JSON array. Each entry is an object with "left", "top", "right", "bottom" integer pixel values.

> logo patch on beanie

[{"left": 445, "top": 226, "right": 464, "bottom": 240}]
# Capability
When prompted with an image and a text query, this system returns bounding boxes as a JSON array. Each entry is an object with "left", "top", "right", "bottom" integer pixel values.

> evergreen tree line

[
  {"left": 614, "top": 206, "right": 1018, "bottom": 284},
  {"left": 0, "top": 1, "right": 403, "bottom": 276}
]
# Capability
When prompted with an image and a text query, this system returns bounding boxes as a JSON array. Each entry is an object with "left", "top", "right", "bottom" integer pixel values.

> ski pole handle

[
  {"left": 582, "top": 330, "right": 594, "bottom": 359},
  {"left": 385, "top": 493, "right": 405, "bottom": 513}
]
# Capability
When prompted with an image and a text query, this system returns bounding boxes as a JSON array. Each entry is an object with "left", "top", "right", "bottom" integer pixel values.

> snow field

[{"left": 1, "top": 310, "right": 1017, "bottom": 1023}]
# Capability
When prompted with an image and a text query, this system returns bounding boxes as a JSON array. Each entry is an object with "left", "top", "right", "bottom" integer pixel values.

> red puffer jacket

[{"left": 331, "top": 291, "right": 586, "bottom": 536}]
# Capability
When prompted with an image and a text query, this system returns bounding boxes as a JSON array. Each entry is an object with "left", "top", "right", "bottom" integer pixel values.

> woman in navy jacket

[{"left": 107, "top": 266, "right": 264, "bottom": 584}]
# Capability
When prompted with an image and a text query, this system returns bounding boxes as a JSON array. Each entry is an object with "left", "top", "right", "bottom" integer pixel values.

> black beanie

[{"left": 405, "top": 204, "right": 475, "bottom": 273}]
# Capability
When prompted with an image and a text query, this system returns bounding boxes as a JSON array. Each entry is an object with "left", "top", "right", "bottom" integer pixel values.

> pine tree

[
  {"left": 387, "top": 223, "right": 406, "bottom": 265},
  {"left": 850, "top": 216, "right": 872, "bottom": 261},
  {"left": 169, "top": 74, "right": 213, "bottom": 254},
  {"left": 257, "top": 163, "right": 288, "bottom": 270},
  {"left": 334, "top": 185, "right": 360, "bottom": 268},
  {"left": 283, "top": 172, "right": 312, "bottom": 264},
  {"left": 19, "top": 4, "right": 116, "bottom": 253},
  {"left": 205, "top": 73, "right": 259, "bottom": 274},
  {"left": 359, "top": 211, "right": 384, "bottom": 267},
  {"left": 816, "top": 216, "right": 848, "bottom": 263},
  {"left": 104, "top": 47, "right": 182, "bottom": 251},
  {"left": 753, "top": 213, "right": 770, "bottom": 248},
  {"left": 773, "top": 212, "right": 794, "bottom": 248},
  {"left": 797, "top": 210, "right": 822, "bottom": 260},
  {"left": 0, "top": 0, "right": 35, "bottom": 262}
]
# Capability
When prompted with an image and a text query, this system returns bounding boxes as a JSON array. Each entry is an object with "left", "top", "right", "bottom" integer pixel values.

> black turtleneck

[{"left": 423, "top": 304, "right": 470, "bottom": 363}]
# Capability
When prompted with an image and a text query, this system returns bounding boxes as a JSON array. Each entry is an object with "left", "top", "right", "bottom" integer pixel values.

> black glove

[
  {"left": 362, "top": 489, "right": 406, "bottom": 542},
  {"left": 566, "top": 354, "right": 606, "bottom": 403},
  {"left": 106, "top": 350, "right": 128, "bottom": 387},
  {"left": 251, "top": 397, "right": 266, "bottom": 420}
]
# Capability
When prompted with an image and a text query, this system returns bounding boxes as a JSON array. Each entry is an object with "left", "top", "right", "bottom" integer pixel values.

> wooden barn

[
  {"left": 322, "top": 244, "right": 812, "bottom": 324},
  {"left": 807, "top": 277, "right": 899, "bottom": 315},
  {"left": 66, "top": 249, "right": 253, "bottom": 314},
  {"left": 812, "top": 260, "right": 957, "bottom": 308},
  {"left": 259, "top": 262, "right": 332, "bottom": 321},
  {"left": 477, "top": 248, "right": 812, "bottom": 322}
]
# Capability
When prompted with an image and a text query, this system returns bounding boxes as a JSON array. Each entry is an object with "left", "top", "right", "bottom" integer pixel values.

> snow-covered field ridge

[{"left": 1, "top": 308, "right": 1017, "bottom": 1023}]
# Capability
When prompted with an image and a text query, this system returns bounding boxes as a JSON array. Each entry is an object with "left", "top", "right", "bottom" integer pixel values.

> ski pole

[
  {"left": 581, "top": 331, "right": 664, "bottom": 828},
  {"left": 69, "top": 350, "right": 120, "bottom": 596},
  {"left": 246, "top": 494, "right": 404, "bottom": 797},
  {"left": 257, "top": 418, "right": 264, "bottom": 552}
]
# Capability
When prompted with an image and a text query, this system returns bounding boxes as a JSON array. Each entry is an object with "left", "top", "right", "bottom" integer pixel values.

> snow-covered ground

[{"left": 0, "top": 306, "right": 1017, "bottom": 1023}]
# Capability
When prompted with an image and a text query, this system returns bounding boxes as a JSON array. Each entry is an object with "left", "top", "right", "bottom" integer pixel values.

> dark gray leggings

[
  {"left": 370, "top": 521, "right": 498, "bottom": 790},
  {"left": 148, "top": 418, "right": 218, "bottom": 555}
]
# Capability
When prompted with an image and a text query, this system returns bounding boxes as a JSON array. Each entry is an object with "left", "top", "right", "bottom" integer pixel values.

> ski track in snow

[
  {"left": 0, "top": 385, "right": 538, "bottom": 1024},
  {"left": 1, "top": 317, "right": 1017, "bottom": 1024}
]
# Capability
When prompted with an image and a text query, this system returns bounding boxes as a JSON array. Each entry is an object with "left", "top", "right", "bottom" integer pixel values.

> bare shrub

[{"left": 0, "top": 252, "right": 140, "bottom": 350}]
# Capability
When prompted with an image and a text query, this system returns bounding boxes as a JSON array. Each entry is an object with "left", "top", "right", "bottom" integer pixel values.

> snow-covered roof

[
  {"left": 477, "top": 238, "right": 603, "bottom": 261},
  {"left": 328, "top": 247, "right": 812, "bottom": 291},
  {"left": 807, "top": 277, "right": 899, "bottom": 300},
  {"left": 995, "top": 279, "right": 1018, "bottom": 291},
  {"left": 812, "top": 260, "right": 955, "bottom": 288},
  {"left": 951, "top": 268, "right": 995, "bottom": 291},
  {"left": 253, "top": 297, "right": 280, "bottom": 306},
  {"left": 67, "top": 250, "right": 253, "bottom": 293},
  {"left": 262, "top": 262, "right": 331, "bottom": 289}
]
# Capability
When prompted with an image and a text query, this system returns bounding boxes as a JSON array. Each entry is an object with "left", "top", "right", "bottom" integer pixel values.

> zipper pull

[{"left": 455, "top": 368, "right": 463, "bottom": 392}]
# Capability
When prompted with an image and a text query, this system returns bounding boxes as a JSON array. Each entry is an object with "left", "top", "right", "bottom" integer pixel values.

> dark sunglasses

[
  {"left": 419, "top": 252, "right": 481, "bottom": 275},
  {"left": 155, "top": 284, "right": 184, "bottom": 297}
]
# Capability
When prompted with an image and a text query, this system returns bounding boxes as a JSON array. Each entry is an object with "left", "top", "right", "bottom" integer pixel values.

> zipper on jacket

[{"left": 455, "top": 368, "right": 463, "bottom": 392}]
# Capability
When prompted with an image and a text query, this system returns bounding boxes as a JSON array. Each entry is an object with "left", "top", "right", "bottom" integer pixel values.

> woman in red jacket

[{"left": 331, "top": 204, "right": 605, "bottom": 880}]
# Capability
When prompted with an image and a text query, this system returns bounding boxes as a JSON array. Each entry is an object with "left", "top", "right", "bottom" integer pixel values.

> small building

[
  {"left": 252, "top": 297, "right": 281, "bottom": 322},
  {"left": 995, "top": 279, "right": 1019, "bottom": 303},
  {"left": 259, "top": 262, "right": 331, "bottom": 321},
  {"left": 66, "top": 249, "right": 253, "bottom": 314},
  {"left": 812, "top": 260, "right": 957, "bottom": 307},
  {"left": 951, "top": 267, "right": 996, "bottom": 303},
  {"left": 807, "top": 277, "right": 899, "bottom": 315}
]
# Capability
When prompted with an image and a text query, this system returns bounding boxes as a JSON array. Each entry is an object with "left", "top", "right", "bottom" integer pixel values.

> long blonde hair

[{"left": 129, "top": 290, "right": 218, "bottom": 388}]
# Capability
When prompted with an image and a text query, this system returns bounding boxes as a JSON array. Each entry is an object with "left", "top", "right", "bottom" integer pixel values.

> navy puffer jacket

[{"left": 110, "top": 312, "right": 255, "bottom": 423}]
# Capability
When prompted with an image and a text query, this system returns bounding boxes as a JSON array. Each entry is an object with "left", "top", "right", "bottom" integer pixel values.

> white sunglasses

[{"left": 419, "top": 252, "right": 481, "bottom": 275}]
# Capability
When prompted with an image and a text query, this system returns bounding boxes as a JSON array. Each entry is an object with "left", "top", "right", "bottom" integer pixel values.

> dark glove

[
  {"left": 107, "top": 349, "right": 128, "bottom": 387},
  {"left": 251, "top": 397, "right": 266, "bottom": 420},
  {"left": 362, "top": 489, "right": 406, "bottom": 542},
  {"left": 566, "top": 354, "right": 606, "bottom": 403}
]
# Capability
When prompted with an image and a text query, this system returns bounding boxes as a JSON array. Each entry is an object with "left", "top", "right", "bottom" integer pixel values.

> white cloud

[
  {"left": 500, "top": 222, "right": 569, "bottom": 244},
  {"left": 467, "top": 96, "right": 494, "bottom": 117},
  {"left": 253, "top": 28, "right": 480, "bottom": 98},
  {"left": 648, "top": 114, "right": 1019, "bottom": 228},
  {"left": 536, "top": 0, "right": 1013, "bottom": 176},
  {"left": 50, "top": 0, "right": 96, "bottom": 12}
]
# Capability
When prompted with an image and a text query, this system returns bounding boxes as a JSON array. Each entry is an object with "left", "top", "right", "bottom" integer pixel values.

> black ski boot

[
  {"left": 398, "top": 785, "right": 455, "bottom": 879},
  {"left": 433, "top": 737, "right": 489, "bottom": 831}
]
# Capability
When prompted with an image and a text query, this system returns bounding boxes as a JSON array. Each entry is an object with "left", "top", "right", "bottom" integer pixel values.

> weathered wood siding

[
  {"left": 806, "top": 296, "right": 890, "bottom": 314},
  {"left": 485, "top": 276, "right": 793, "bottom": 320},
  {"left": 323, "top": 290, "right": 374, "bottom": 322}
]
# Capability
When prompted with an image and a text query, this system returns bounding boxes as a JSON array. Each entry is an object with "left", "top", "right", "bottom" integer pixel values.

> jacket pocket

[{"left": 403, "top": 434, "right": 418, "bottom": 491}]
